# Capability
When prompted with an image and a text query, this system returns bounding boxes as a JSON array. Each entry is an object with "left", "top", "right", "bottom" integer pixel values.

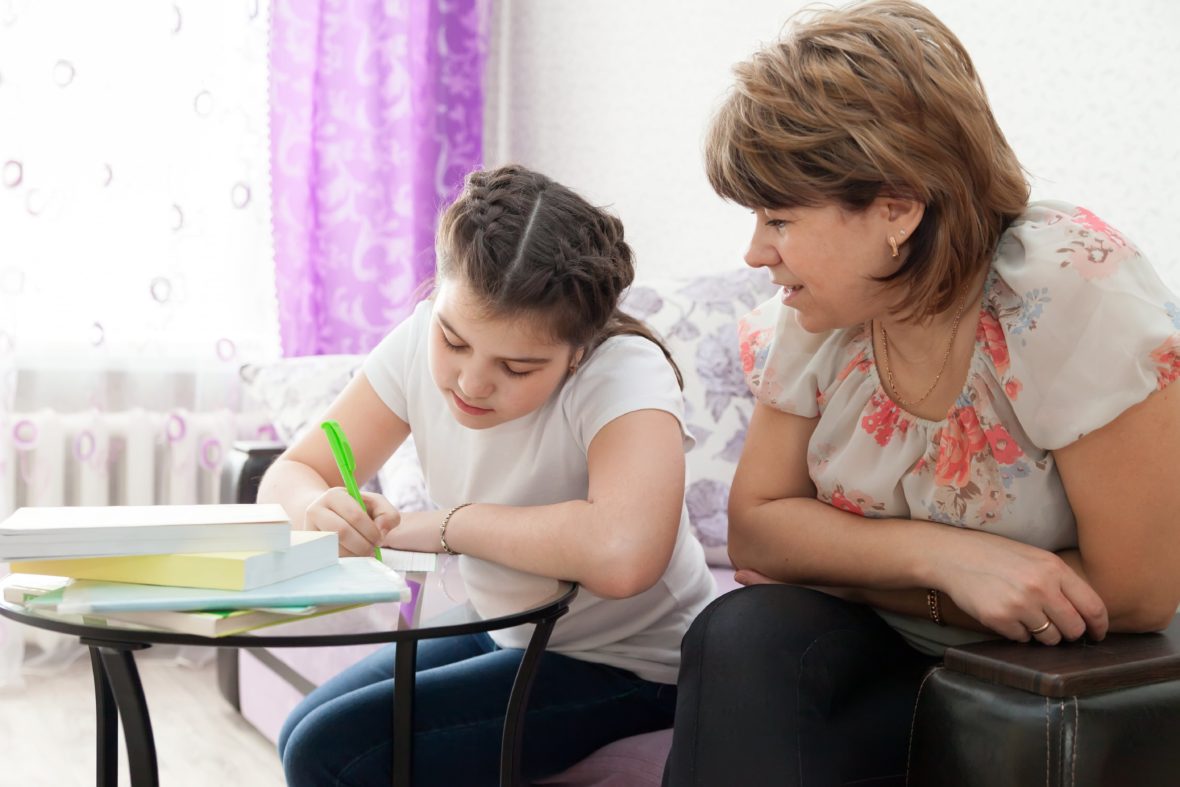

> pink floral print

[
  {"left": 860, "top": 391, "right": 910, "bottom": 447},
  {"left": 824, "top": 485, "right": 887, "bottom": 518},
  {"left": 934, "top": 407, "right": 987, "bottom": 486},
  {"left": 1152, "top": 334, "right": 1180, "bottom": 390},
  {"left": 1057, "top": 207, "right": 1139, "bottom": 280},
  {"left": 984, "top": 425, "right": 1024, "bottom": 465},
  {"left": 738, "top": 202, "right": 1176, "bottom": 550}
]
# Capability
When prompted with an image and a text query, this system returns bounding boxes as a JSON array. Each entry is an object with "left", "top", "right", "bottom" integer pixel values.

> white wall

[{"left": 485, "top": 0, "right": 1180, "bottom": 289}]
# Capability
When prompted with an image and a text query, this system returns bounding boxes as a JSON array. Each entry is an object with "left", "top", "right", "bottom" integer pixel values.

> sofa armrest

[
  {"left": 219, "top": 441, "right": 287, "bottom": 505},
  {"left": 943, "top": 614, "right": 1180, "bottom": 698},
  {"left": 216, "top": 441, "right": 285, "bottom": 709}
]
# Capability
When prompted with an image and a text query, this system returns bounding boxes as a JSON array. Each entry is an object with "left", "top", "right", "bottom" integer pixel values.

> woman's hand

[
  {"left": 305, "top": 489, "right": 400, "bottom": 557},
  {"left": 734, "top": 568, "right": 786, "bottom": 587},
  {"left": 937, "top": 530, "right": 1109, "bottom": 645}
]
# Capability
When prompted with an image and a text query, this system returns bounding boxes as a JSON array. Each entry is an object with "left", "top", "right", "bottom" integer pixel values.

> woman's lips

[
  {"left": 452, "top": 391, "right": 493, "bottom": 415},
  {"left": 782, "top": 284, "right": 804, "bottom": 304}
]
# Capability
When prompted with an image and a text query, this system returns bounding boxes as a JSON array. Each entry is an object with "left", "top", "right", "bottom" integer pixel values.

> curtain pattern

[
  {"left": 270, "top": 0, "right": 489, "bottom": 356},
  {"left": 0, "top": 1, "right": 278, "bottom": 374}
]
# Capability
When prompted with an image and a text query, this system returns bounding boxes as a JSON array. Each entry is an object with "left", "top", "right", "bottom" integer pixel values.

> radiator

[{"left": 0, "top": 408, "right": 275, "bottom": 519}]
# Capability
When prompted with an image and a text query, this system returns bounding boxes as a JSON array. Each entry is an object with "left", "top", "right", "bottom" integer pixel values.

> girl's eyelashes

[{"left": 441, "top": 330, "right": 535, "bottom": 377}]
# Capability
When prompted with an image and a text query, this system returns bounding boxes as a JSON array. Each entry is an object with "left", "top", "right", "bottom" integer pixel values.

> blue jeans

[{"left": 278, "top": 632, "right": 677, "bottom": 786}]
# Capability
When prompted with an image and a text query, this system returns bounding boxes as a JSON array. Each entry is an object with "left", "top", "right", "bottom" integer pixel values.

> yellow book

[{"left": 10, "top": 530, "right": 338, "bottom": 591}]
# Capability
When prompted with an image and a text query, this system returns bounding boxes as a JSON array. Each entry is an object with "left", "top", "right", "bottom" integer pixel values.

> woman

[{"left": 663, "top": 1, "right": 1180, "bottom": 785}]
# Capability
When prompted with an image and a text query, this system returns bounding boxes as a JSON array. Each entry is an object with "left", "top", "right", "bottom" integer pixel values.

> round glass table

[{"left": 0, "top": 580, "right": 577, "bottom": 787}]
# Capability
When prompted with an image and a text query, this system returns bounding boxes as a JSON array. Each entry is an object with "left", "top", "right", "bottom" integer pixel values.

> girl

[{"left": 261, "top": 164, "right": 715, "bottom": 786}]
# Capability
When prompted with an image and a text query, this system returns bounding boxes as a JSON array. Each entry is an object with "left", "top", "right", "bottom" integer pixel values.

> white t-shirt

[{"left": 363, "top": 300, "right": 716, "bottom": 684}]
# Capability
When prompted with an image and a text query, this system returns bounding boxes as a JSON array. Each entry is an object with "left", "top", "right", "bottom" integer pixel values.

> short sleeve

[
  {"left": 737, "top": 296, "right": 850, "bottom": 417},
  {"left": 562, "top": 335, "right": 694, "bottom": 453},
  {"left": 986, "top": 201, "right": 1180, "bottom": 450},
  {"left": 361, "top": 299, "right": 432, "bottom": 422}
]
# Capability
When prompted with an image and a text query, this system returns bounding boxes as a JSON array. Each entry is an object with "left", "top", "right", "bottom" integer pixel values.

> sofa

[
  {"left": 219, "top": 265, "right": 1180, "bottom": 785},
  {"left": 218, "top": 267, "right": 776, "bottom": 785}
]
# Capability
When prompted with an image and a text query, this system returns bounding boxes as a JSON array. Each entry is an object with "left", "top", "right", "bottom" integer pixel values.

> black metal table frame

[{"left": 0, "top": 583, "right": 577, "bottom": 787}]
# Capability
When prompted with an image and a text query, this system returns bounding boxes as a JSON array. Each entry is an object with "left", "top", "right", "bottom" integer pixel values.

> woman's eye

[
  {"left": 765, "top": 219, "right": 788, "bottom": 229},
  {"left": 441, "top": 335, "right": 466, "bottom": 351},
  {"left": 503, "top": 365, "right": 532, "bottom": 378}
]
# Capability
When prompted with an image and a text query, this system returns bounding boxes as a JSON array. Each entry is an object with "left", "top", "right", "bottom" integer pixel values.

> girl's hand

[
  {"left": 305, "top": 489, "right": 400, "bottom": 557},
  {"left": 939, "top": 531, "right": 1109, "bottom": 646},
  {"left": 381, "top": 510, "right": 446, "bottom": 554}
]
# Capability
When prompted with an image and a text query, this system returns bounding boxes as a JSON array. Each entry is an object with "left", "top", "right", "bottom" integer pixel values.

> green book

[{"left": 31, "top": 557, "right": 409, "bottom": 615}]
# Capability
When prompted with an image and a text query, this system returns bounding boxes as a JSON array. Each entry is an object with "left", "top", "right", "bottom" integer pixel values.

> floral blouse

[{"left": 738, "top": 201, "right": 1180, "bottom": 653}]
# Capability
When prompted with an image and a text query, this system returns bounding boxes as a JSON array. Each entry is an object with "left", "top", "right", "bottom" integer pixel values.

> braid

[{"left": 435, "top": 164, "right": 683, "bottom": 388}]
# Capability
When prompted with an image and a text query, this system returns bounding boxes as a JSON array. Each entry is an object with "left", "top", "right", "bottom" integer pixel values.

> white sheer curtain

[
  {"left": 0, "top": 0, "right": 278, "bottom": 686},
  {"left": 0, "top": 0, "right": 279, "bottom": 393}
]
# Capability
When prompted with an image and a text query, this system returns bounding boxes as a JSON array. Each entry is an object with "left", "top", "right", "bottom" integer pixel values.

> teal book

[{"left": 32, "top": 557, "right": 409, "bottom": 615}]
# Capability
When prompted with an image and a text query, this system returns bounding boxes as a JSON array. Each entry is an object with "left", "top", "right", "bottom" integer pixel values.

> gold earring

[{"left": 888, "top": 236, "right": 899, "bottom": 258}]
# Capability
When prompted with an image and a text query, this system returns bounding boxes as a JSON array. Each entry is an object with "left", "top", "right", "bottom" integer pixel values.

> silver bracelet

[{"left": 440, "top": 503, "right": 472, "bottom": 556}]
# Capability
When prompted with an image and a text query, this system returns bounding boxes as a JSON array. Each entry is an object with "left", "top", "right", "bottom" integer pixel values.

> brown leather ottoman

[{"left": 907, "top": 617, "right": 1180, "bottom": 787}]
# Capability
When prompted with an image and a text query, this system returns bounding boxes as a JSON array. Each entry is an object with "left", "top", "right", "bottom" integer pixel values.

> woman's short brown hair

[{"left": 705, "top": 0, "right": 1030, "bottom": 319}]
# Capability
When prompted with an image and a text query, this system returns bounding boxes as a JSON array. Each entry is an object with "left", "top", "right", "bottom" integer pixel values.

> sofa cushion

[
  {"left": 239, "top": 351, "right": 427, "bottom": 503},
  {"left": 240, "top": 353, "right": 364, "bottom": 443},
  {"left": 620, "top": 268, "right": 777, "bottom": 567},
  {"left": 530, "top": 729, "right": 672, "bottom": 787},
  {"left": 240, "top": 267, "right": 773, "bottom": 567}
]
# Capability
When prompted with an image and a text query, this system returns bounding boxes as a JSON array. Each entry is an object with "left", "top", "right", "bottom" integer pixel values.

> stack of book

[{"left": 0, "top": 504, "right": 413, "bottom": 637}]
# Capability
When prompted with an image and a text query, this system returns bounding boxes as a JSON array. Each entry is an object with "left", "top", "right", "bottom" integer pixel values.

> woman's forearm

[
  {"left": 826, "top": 586, "right": 994, "bottom": 633},
  {"left": 1058, "top": 549, "right": 1174, "bottom": 632},
  {"left": 728, "top": 496, "right": 958, "bottom": 590}
]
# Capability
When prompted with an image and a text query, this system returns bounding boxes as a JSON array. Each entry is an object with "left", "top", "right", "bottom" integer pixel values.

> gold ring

[{"left": 1028, "top": 620, "right": 1052, "bottom": 635}]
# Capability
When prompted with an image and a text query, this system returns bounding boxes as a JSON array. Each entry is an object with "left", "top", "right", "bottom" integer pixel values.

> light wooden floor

[{"left": 0, "top": 656, "right": 285, "bottom": 787}]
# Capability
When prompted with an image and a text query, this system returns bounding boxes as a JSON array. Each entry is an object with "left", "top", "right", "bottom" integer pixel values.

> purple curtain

[{"left": 270, "top": 0, "right": 489, "bottom": 356}]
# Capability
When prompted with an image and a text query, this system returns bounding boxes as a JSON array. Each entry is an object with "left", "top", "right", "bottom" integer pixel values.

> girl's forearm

[
  {"left": 418, "top": 499, "right": 676, "bottom": 600},
  {"left": 257, "top": 458, "right": 330, "bottom": 530}
]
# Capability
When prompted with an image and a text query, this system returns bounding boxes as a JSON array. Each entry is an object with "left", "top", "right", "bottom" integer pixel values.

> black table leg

[
  {"left": 83, "top": 640, "right": 159, "bottom": 787},
  {"left": 392, "top": 640, "right": 417, "bottom": 787},
  {"left": 500, "top": 611, "right": 565, "bottom": 787},
  {"left": 89, "top": 647, "right": 118, "bottom": 787}
]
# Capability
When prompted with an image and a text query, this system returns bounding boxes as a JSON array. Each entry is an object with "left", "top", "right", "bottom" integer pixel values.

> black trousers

[{"left": 663, "top": 585, "right": 939, "bottom": 787}]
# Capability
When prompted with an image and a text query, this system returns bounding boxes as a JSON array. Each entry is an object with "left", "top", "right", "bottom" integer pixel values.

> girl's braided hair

[{"left": 436, "top": 164, "right": 682, "bottom": 387}]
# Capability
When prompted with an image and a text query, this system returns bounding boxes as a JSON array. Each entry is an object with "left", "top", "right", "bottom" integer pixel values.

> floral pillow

[
  {"left": 621, "top": 267, "right": 778, "bottom": 567},
  {"left": 239, "top": 353, "right": 431, "bottom": 508},
  {"left": 240, "top": 354, "right": 365, "bottom": 444},
  {"left": 241, "top": 266, "right": 774, "bottom": 566}
]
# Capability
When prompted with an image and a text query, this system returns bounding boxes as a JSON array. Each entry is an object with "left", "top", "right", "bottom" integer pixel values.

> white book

[
  {"left": 0, "top": 504, "right": 290, "bottom": 560},
  {"left": 379, "top": 549, "right": 439, "bottom": 573}
]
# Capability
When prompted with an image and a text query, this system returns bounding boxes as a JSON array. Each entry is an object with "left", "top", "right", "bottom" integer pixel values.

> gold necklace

[{"left": 878, "top": 288, "right": 971, "bottom": 409}]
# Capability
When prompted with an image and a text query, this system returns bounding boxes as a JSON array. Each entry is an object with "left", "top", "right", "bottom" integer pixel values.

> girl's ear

[{"left": 570, "top": 346, "right": 586, "bottom": 372}]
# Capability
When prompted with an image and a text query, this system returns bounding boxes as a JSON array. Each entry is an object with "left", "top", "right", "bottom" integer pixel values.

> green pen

[{"left": 320, "top": 419, "right": 383, "bottom": 562}]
